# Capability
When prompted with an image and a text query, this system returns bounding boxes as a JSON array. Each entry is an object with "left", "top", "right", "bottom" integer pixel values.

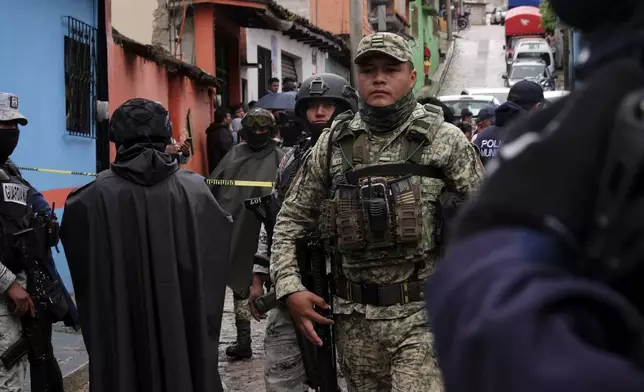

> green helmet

[{"left": 241, "top": 108, "right": 276, "bottom": 130}]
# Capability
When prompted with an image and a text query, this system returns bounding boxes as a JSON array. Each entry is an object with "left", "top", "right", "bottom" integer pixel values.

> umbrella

[{"left": 255, "top": 92, "right": 297, "bottom": 110}]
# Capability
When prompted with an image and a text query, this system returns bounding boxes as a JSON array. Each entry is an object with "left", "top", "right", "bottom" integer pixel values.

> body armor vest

[
  {"left": 320, "top": 105, "right": 446, "bottom": 270},
  {"left": 0, "top": 167, "right": 32, "bottom": 274}
]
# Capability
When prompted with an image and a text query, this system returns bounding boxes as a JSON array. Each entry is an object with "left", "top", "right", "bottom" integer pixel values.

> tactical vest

[
  {"left": 0, "top": 167, "right": 32, "bottom": 274},
  {"left": 320, "top": 105, "right": 446, "bottom": 270}
]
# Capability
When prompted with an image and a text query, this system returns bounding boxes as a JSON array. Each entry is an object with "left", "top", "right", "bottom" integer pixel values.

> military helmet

[
  {"left": 109, "top": 98, "right": 172, "bottom": 144},
  {"left": 241, "top": 108, "right": 276, "bottom": 130},
  {"left": 294, "top": 74, "right": 359, "bottom": 120}
]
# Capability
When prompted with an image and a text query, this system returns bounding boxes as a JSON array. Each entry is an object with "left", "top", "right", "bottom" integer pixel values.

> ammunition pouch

[{"left": 321, "top": 165, "right": 433, "bottom": 268}]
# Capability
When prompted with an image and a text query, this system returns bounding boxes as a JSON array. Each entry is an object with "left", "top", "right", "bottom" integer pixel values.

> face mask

[
  {"left": 359, "top": 89, "right": 417, "bottom": 133},
  {"left": 247, "top": 132, "right": 270, "bottom": 151},
  {"left": 0, "top": 129, "right": 20, "bottom": 163}
]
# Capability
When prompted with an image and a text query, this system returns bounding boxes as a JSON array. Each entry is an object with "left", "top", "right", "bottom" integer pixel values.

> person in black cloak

[
  {"left": 60, "top": 98, "right": 232, "bottom": 392},
  {"left": 209, "top": 107, "right": 285, "bottom": 359}
]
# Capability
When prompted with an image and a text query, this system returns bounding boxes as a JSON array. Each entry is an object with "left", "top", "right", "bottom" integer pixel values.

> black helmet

[
  {"left": 109, "top": 99, "right": 172, "bottom": 145},
  {"left": 294, "top": 74, "right": 358, "bottom": 120}
]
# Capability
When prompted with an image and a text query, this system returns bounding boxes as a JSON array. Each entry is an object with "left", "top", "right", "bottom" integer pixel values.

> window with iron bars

[{"left": 64, "top": 16, "right": 97, "bottom": 138}]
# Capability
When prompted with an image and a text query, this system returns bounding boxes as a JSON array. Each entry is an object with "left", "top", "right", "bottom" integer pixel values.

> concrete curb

[{"left": 435, "top": 38, "right": 456, "bottom": 96}]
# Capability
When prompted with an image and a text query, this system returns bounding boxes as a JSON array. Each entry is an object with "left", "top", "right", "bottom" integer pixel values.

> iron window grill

[{"left": 64, "top": 16, "right": 97, "bottom": 138}]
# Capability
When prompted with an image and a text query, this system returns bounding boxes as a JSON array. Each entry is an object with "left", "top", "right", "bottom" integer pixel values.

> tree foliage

[{"left": 539, "top": 0, "right": 557, "bottom": 32}]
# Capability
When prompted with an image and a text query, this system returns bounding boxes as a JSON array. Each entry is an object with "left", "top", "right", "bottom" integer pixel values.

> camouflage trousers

[
  {"left": 0, "top": 275, "right": 27, "bottom": 391},
  {"left": 232, "top": 291, "right": 252, "bottom": 321},
  {"left": 335, "top": 309, "right": 443, "bottom": 392},
  {"left": 263, "top": 305, "right": 308, "bottom": 392}
]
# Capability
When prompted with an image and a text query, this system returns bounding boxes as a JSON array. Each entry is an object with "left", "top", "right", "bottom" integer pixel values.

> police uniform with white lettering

[{"left": 0, "top": 92, "right": 31, "bottom": 390}]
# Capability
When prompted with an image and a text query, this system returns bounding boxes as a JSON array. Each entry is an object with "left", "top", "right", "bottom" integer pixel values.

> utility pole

[
  {"left": 445, "top": 0, "right": 453, "bottom": 41},
  {"left": 350, "top": 0, "right": 364, "bottom": 85}
]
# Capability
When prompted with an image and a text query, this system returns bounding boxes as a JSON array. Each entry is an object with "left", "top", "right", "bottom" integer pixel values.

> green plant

[{"left": 539, "top": 0, "right": 557, "bottom": 32}]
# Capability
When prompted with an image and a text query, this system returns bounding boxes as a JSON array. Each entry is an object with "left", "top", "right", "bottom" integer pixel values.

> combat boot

[{"left": 225, "top": 320, "right": 252, "bottom": 359}]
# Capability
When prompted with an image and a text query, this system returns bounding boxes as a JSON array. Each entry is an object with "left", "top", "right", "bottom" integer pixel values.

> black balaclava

[
  {"left": 244, "top": 129, "right": 271, "bottom": 151},
  {"left": 359, "top": 89, "right": 417, "bottom": 133},
  {"left": 0, "top": 128, "right": 20, "bottom": 164}
]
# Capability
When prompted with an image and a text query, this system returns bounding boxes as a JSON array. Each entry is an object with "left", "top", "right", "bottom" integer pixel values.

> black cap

[
  {"left": 507, "top": 81, "right": 544, "bottom": 111},
  {"left": 477, "top": 105, "right": 497, "bottom": 123}
]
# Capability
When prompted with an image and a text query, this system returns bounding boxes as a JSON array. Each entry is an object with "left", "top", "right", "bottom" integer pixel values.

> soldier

[
  {"left": 210, "top": 108, "right": 284, "bottom": 360},
  {"left": 270, "top": 32, "right": 483, "bottom": 391},
  {"left": 249, "top": 74, "right": 358, "bottom": 391}
]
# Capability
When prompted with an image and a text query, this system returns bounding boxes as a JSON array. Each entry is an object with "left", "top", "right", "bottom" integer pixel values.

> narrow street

[
  {"left": 217, "top": 24, "right": 509, "bottom": 392},
  {"left": 440, "top": 24, "right": 508, "bottom": 95}
]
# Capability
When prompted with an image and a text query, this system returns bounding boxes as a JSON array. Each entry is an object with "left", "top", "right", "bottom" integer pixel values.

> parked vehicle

[
  {"left": 544, "top": 90, "right": 570, "bottom": 103},
  {"left": 461, "top": 88, "right": 511, "bottom": 103},
  {"left": 504, "top": 6, "right": 545, "bottom": 69},
  {"left": 438, "top": 95, "right": 501, "bottom": 121},
  {"left": 511, "top": 38, "right": 556, "bottom": 75},
  {"left": 503, "top": 59, "right": 556, "bottom": 90}
]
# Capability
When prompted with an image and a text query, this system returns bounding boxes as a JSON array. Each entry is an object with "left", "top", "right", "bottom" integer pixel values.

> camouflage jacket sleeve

[
  {"left": 270, "top": 131, "right": 331, "bottom": 300},
  {"left": 0, "top": 262, "right": 16, "bottom": 294},
  {"left": 253, "top": 223, "right": 270, "bottom": 275},
  {"left": 437, "top": 122, "right": 484, "bottom": 193}
]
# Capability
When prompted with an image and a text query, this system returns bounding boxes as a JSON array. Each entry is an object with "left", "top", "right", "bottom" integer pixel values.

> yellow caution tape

[
  {"left": 16, "top": 166, "right": 98, "bottom": 177},
  {"left": 205, "top": 179, "right": 273, "bottom": 188},
  {"left": 16, "top": 165, "right": 274, "bottom": 188}
]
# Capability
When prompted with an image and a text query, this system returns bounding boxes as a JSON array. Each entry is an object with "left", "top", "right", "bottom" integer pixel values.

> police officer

[
  {"left": 474, "top": 81, "right": 544, "bottom": 164},
  {"left": 250, "top": 73, "right": 358, "bottom": 391},
  {"left": 270, "top": 33, "right": 483, "bottom": 390},
  {"left": 0, "top": 92, "right": 40, "bottom": 390}
]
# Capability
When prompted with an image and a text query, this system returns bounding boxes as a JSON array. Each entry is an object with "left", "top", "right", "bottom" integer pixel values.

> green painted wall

[{"left": 409, "top": 0, "right": 440, "bottom": 92}]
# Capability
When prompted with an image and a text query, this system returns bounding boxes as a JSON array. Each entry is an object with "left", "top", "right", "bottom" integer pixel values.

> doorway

[{"left": 257, "top": 46, "right": 272, "bottom": 99}]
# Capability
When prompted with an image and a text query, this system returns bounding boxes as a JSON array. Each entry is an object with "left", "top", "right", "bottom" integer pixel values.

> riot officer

[
  {"left": 209, "top": 108, "right": 285, "bottom": 360},
  {"left": 270, "top": 33, "right": 483, "bottom": 390},
  {"left": 249, "top": 73, "right": 358, "bottom": 391}
]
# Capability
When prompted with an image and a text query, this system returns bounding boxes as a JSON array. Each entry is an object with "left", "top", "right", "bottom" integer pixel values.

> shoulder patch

[{"left": 2, "top": 183, "right": 28, "bottom": 206}]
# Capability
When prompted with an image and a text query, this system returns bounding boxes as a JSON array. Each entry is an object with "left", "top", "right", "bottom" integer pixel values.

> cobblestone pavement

[{"left": 439, "top": 24, "right": 508, "bottom": 96}]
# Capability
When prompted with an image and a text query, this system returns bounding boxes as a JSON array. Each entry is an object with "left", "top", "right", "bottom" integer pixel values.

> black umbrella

[{"left": 256, "top": 92, "right": 297, "bottom": 110}]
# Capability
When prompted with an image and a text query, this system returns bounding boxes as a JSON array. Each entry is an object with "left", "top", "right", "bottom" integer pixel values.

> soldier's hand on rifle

[
  {"left": 286, "top": 291, "right": 333, "bottom": 346},
  {"left": 249, "top": 275, "right": 267, "bottom": 321},
  {"left": 7, "top": 282, "right": 35, "bottom": 317}
]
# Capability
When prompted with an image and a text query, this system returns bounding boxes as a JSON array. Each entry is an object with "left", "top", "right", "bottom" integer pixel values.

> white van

[{"left": 511, "top": 39, "right": 556, "bottom": 76}]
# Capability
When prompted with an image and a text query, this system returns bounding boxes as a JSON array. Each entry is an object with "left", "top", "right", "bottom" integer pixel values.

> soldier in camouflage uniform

[
  {"left": 270, "top": 33, "right": 483, "bottom": 391},
  {"left": 0, "top": 93, "right": 35, "bottom": 390},
  {"left": 250, "top": 74, "right": 358, "bottom": 392}
]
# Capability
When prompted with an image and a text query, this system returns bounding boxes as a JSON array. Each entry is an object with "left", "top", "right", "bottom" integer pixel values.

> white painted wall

[{"left": 245, "top": 28, "right": 326, "bottom": 102}]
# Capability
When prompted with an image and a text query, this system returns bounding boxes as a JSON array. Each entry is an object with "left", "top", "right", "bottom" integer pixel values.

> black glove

[{"left": 453, "top": 60, "right": 644, "bottom": 254}]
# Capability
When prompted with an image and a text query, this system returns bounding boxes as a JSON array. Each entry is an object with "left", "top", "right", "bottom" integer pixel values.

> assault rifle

[
  {"left": 244, "top": 195, "right": 339, "bottom": 391},
  {"left": 295, "top": 232, "right": 340, "bottom": 392},
  {"left": 1, "top": 205, "right": 67, "bottom": 392}
]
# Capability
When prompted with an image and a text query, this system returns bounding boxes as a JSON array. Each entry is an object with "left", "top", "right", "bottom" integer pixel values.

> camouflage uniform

[
  {"left": 255, "top": 143, "right": 311, "bottom": 392},
  {"left": 271, "top": 33, "right": 483, "bottom": 391},
  {"left": 0, "top": 272, "right": 27, "bottom": 391}
]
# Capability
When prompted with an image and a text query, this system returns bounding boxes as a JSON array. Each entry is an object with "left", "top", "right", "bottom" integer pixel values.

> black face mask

[
  {"left": 246, "top": 132, "right": 271, "bottom": 151},
  {"left": 0, "top": 129, "right": 20, "bottom": 163}
]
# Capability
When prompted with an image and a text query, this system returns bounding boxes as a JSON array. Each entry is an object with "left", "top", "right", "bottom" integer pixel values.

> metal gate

[{"left": 281, "top": 53, "right": 298, "bottom": 82}]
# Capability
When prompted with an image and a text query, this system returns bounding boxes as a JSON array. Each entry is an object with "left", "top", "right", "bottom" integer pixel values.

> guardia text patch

[{"left": 3, "top": 183, "right": 28, "bottom": 206}]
